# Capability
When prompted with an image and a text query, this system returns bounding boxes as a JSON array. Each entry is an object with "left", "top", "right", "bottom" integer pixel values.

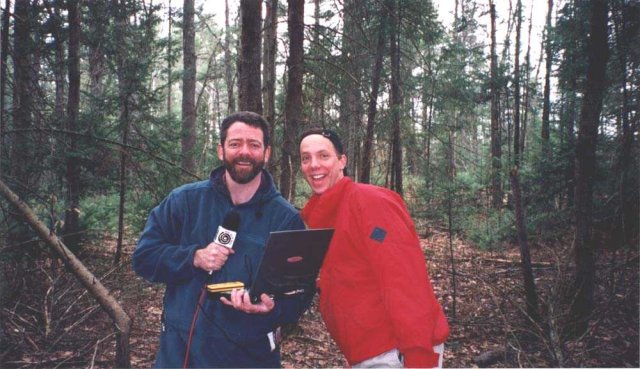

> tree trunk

[
  {"left": 389, "top": 0, "right": 403, "bottom": 195},
  {"left": 47, "top": 2, "right": 66, "bottom": 129},
  {"left": 311, "top": 0, "right": 325, "bottom": 123},
  {"left": 564, "top": 89, "right": 576, "bottom": 208},
  {"left": 422, "top": 57, "right": 438, "bottom": 192},
  {"left": 63, "top": 0, "right": 82, "bottom": 251},
  {"left": 238, "top": 0, "right": 262, "bottom": 113},
  {"left": 0, "top": 0, "right": 9, "bottom": 135},
  {"left": 509, "top": 0, "right": 538, "bottom": 320},
  {"left": 489, "top": 0, "right": 503, "bottom": 209},
  {"left": 113, "top": 0, "right": 130, "bottom": 265},
  {"left": 116, "top": 123, "right": 128, "bottom": 266},
  {"left": 0, "top": 179, "right": 132, "bottom": 368},
  {"left": 11, "top": 0, "right": 32, "bottom": 191},
  {"left": 360, "top": 24, "right": 385, "bottom": 184},
  {"left": 280, "top": 0, "right": 304, "bottom": 201},
  {"left": 181, "top": 0, "right": 196, "bottom": 173},
  {"left": 447, "top": 184, "right": 458, "bottom": 320},
  {"left": 167, "top": 0, "right": 173, "bottom": 116},
  {"left": 448, "top": 128, "right": 456, "bottom": 180},
  {"left": 612, "top": 0, "right": 638, "bottom": 250},
  {"left": 510, "top": 167, "right": 539, "bottom": 320},
  {"left": 263, "top": 0, "right": 278, "bottom": 176},
  {"left": 262, "top": 0, "right": 277, "bottom": 126},
  {"left": 541, "top": 0, "right": 553, "bottom": 144},
  {"left": 521, "top": 5, "right": 533, "bottom": 155},
  {"left": 87, "top": 0, "right": 106, "bottom": 109},
  {"left": 513, "top": 0, "right": 522, "bottom": 166},
  {"left": 340, "top": 0, "right": 363, "bottom": 179},
  {"left": 0, "top": 0, "right": 8, "bottom": 347},
  {"left": 9, "top": 0, "right": 36, "bottom": 253},
  {"left": 406, "top": 107, "right": 419, "bottom": 176},
  {"left": 570, "top": 0, "right": 609, "bottom": 335},
  {"left": 224, "top": 0, "right": 236, "bottom": 114},
  {"left": 235, "top": 5, "right": 242, "bottom": 106}
]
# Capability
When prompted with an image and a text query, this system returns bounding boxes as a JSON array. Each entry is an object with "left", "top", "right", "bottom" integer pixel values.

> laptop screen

[{"left": 249, "top": 228, "right": 334, "bottom": 302}]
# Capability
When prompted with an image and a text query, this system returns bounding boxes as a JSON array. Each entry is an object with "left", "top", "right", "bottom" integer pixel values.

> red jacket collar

[{"left": 301, "top": 177, "right": 352, "bottom": 228}]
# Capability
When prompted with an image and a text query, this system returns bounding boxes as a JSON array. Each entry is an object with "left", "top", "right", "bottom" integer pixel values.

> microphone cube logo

[
  {"left": 216, "top": 227, "right": 237, "bottom": 248},
  {"left": 217, "top": 231, "right": 232, "bottom": 245}
]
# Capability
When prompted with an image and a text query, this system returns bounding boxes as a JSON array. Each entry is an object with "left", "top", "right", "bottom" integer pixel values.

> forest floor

[{"left": 1, "top": 229, "right": 638, "bottom": 368}]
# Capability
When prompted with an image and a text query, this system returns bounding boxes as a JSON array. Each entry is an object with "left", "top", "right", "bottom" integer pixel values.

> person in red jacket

[{"left": 299, "top": 128, "right": 449, "bottom": 368}]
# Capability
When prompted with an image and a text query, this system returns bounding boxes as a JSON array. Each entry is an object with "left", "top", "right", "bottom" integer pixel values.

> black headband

[{"left": 299, "top": 128, "right": 344, "bottom": 155}]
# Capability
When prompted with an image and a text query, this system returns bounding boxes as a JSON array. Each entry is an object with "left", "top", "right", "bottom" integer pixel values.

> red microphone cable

[
  {"left": 183, "top": 286, "right": 207, "bottom": 369},
  {"left": 183, "top": 210, "right": 241, "bottom": 368}
]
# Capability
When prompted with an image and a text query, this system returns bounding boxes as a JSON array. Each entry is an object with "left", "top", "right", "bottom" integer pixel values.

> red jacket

[{"left": 301, "top": 177, "right": 449, "bottom": 367}]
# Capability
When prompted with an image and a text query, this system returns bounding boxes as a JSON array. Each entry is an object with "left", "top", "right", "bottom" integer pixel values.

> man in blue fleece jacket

[{"left": 133, "top": 111, "right": 311, "bottom": 368}]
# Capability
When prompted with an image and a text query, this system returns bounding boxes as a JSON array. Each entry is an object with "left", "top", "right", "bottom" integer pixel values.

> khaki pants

[{"left": 353, "top": 344, "right": 444, "bottom": 369}]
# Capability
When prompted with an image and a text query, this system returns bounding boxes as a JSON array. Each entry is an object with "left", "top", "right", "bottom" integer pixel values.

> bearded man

[{"left": 133, "top": 111, "right": 312, "bottom": 368}]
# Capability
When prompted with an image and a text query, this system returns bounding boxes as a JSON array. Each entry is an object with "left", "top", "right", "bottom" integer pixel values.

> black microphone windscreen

[{"left": 222, "top": 210, "right": 241, "bottom": 231}]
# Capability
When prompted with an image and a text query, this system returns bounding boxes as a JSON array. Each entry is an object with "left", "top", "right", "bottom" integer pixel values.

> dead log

[
  {"left": 473, "top": 349, "right": 504, "bottom": 367},
  {"left": 0, "top": 179, "right": 131, "bottom": 368}
]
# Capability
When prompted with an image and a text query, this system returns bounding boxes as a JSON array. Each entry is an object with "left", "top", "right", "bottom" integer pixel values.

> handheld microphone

[
  {"left": 208, "top": 211, "right": 241, "bottom": 276},
  {"left": 214, "top": 210, "right": 241, "bottom": 249}
]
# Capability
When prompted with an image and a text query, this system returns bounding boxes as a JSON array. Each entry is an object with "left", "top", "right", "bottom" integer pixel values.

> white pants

[{"left": 353, "top": 344, "right": 445, "bottom": 369}]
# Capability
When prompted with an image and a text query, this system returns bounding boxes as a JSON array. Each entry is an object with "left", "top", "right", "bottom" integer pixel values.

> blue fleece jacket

[{"left": 133, "top": 167, "right": 309, "bottom": 368}]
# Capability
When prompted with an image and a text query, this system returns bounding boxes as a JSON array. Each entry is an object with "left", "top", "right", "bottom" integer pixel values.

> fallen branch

[
  {"left": 53, "top": 332, "right": 115, "bottom": 369},
  {"left": 0, "top": 179, "right": 131, "bottom": 368},
  {"left": 25, "top": 332, "right": 40, "bottom": 351},
  {"left": 480, "top": 258, "right": 554, "bottom": 267},
  {"left": 49, "top": 304, "right": 100, "bottom": 350},
  {"left": 89, "top": 340, "right": 99, "bottom": 369},
  {"left": 474, "top": 349, "right": 504, "bottom": 367}
]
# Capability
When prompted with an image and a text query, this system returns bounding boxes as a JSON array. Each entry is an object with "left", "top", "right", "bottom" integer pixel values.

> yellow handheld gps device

[{"left": 206, "top": 281, "right": 245, "bottom": 294}]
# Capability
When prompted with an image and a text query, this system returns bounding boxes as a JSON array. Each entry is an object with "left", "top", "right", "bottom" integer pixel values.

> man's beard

[{"left": 223, "top": 154, "right": 265, "bottom": 184}]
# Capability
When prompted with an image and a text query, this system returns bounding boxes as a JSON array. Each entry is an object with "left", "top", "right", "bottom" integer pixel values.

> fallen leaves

[{"left": 2, "top": 232, "right": 637, "bottom": 368}]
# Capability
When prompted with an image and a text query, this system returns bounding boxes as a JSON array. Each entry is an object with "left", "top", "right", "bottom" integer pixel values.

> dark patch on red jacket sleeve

[{"left": 370, "top": 226, "right": 387, "bottom": 243}]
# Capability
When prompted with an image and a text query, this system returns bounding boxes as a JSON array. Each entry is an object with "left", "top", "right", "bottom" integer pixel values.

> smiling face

[
  {"left": 300, "top": 134, "right": 346, "bottom": 195},
  {"left": 217, "top": 122, "right": 271, "bottom": 184}
]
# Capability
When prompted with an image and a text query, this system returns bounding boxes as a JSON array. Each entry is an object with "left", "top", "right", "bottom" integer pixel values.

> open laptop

[{"left": 248, "top": 228, "right": 334, "bottom": 302}]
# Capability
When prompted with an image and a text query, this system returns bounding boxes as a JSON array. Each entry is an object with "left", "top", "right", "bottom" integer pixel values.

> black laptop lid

[{"left": 249, "top": 228, "right": 334, "bottom": 302}]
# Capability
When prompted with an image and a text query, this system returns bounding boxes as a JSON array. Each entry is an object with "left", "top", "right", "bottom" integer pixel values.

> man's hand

[
  {"left": 220, "top": 289, "right": 275, "bottom": 314},
  {"left": 193, "top": 242, "right": 235, "bottom": 272}
]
